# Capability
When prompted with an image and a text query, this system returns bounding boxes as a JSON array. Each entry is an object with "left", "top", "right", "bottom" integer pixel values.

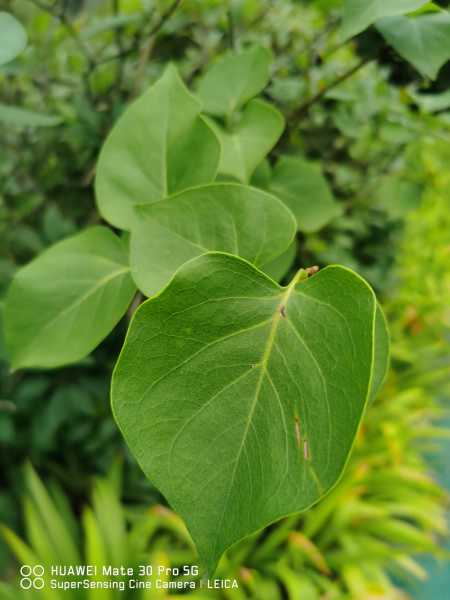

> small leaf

[
  {"left": 0, "top": 12, "right": 27, "bottom": 66},
  {"left": 5, "top": 227, "right": 136, "bottom": 369},
  {"left": 197, "top": 45, "right": 272, "bottom": 117},
  {"left": 376, "top": 12, "right": 450, "bottom": 79},
  {"left": 130, "top": 183, "right": 296, "bottom": 296},
  {"left": 112, "top": 253, "right": 379, "bottom": 574},
  {"left": 95, "top": 65, "right": 220, "bottom": 229},
  {"left": 0, "top": 104, "right": 62, "bottom": 127},
  {"left": 269, "top": 156, "right": 342, "bottom": 233},
  {"left": 370, "top": 304, "right": 390, "bottom": 402},
  {"left": 207, "top": 100, "right": 285, "bottom": 183},
  {"left": 340, "top": 0, "right": 429, "bottom": 40}
]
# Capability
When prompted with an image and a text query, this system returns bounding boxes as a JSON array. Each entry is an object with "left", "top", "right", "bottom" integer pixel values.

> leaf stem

[{"left": 290, "top": 55, "right": 373, "bottom": 120}]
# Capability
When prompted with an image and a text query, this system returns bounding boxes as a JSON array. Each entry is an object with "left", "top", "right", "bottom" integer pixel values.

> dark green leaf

[{"left": 112, "top": 253, "right": 379, "bottom": 574}]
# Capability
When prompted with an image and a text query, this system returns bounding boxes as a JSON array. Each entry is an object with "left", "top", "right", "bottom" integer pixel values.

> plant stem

[
  {"left": 133, "top": 0, "right": 184, "bottom": 96},
  {"left": 28, "top": 0, "right": 96, "bottom": 99},
  {"left": 291, "top": 56, "right": 373, "bottom": 120},
  {"left": 227, "top": 4, "right": 236, "bottom": 50}
]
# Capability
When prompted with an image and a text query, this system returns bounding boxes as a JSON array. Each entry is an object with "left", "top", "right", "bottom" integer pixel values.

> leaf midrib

[{"left": 212, "top": 270, "right": 305, "bottom": 557}]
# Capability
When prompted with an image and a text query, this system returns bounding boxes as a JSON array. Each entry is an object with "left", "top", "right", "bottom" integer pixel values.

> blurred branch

[
  {"left": 28, "top": 0, "right": 95, "bottom": 64},
  {"left": 226, "top": 5, "right": 236, "bottom": 50},
  {"left": 148, "top": 0, "right": 184, "bottom": 37},
  {"left": 133, "top": 0, "right": 184, "bottom": 97},
  {"left": 112, "top": 0, "right": 126, "bottom": 88},
  {"left": 28, "top": 0, "right": 96, "bottom": 99},
  {"left": 290, "top": 56, "right": 373, "bottom": 120}
]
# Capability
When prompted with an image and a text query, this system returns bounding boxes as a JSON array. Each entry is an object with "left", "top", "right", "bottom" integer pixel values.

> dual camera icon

[{"left": 19, "top": 565, "right": 45, "bottom": 590}]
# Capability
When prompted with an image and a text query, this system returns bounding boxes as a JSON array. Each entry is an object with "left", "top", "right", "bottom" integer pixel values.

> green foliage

[
  {"left": 340, "top": 0, "right": 429, "bottom": 40},
  {"left": 377, "top": 12, "right": 450, "bottom": 79},
  {"left": 113, "top": 254, "right": 387, "bottom": 573},
  {"left": 130, "top": 184, "right": 296, "bottom": 296},
  {"left": 0, "top": 105, "right": 62, "bottom": 128},
  {"left": 207, "top": 100, "right": 284, "bottom": 183},
  {"left": 0, "top": 12, "right": 27, "bottom": 66},
  {"left": 1, "top": 0, "right": 450, "bottom": 590},
  {"left": 197, "top": 45, "right": 273, "bottom": 117},
  {"left": 5, "top": 227, "right": 136, "bottom": 369},
  {"left": 96, "top": 65, "right": 221, "bottom": 229},
  {"left": 1, "top": 463, "right": 189, "bottom": 599},
  {"left": 267, "top": 156, "right": 342, "bottom": 233}
]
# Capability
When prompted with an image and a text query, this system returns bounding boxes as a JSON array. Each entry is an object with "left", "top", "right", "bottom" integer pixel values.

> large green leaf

[
  {"left": 376, "top": 12, "right": 450, "bottom": 79},
  {"left": 0, "top": 12, "right": 27, "bottom": 66},
  {"left": 207, "top": 100, "right": 284, "bottom": 183},
  {"left": 112, "top": 253, "right": 379, "bottom": 574},
  {"left": 197, "top": 45, "right": 272, "bottom": 117},
  {"left": 95, "top": 65, "right": 221, "bottom": 230},
  {"left": 0, "top": 104, "right": 62, "bottom": 127},
  {"left": 269, "top": 157, "right": 342, "bottom": 233},
  {"left": 340, "top": 0, "right": 429, "bottom": 40},
  {"left": 5, "top": 227, "right": 136, "bottom": 369},
  {"left": 130, "top": 183, "right": 296, "bottom": 296}
]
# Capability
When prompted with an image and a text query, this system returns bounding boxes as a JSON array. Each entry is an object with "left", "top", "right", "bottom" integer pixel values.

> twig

[
  {"left": 28, "top": 0, "right": 96, "bottom": 99},
  {"left": 226, "top": 5, "right": 236, "bottom": 50},
  {"left": 133, "top": 0, "right": 184, "bottom": 97},
  {"left": 290, "top": 56, "right": 373, "bottom": 120},
  {"left": 112, "top": 0, "right": 126, "bottom": 89},
  {"left": 148, "top": 0, "right": 184, "bottom": 37}
]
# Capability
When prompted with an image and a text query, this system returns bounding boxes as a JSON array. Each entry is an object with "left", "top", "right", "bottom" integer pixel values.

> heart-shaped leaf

[
  {"left": 96, "top": 65, "right": 221, "bottom": 230},
  {"left": 5, "top": 227, "right": 136, "bottom": 369},
  {"left": 112, "top": 252, "right": 379, "bottom": 574},
  {"left": 197, "top": 45, "right": 272, "bottom": 117},
  {"left": 207, "top": 100, "right": 285, "bottom": 183},
  {"left": 130, "top": 183, "right": 296, "bottom": 296},
  {"left": 0, "top": 12, "right": 27, "bottom": 66},
  {"left": 376, "top": 12, "right": 450, "bottom": 79},
  {"left": 340, "top": 0, "right": 429, "bottom": 40},
  {"left": 269, "top": 156, "right": 342, "bottom": 233}
]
